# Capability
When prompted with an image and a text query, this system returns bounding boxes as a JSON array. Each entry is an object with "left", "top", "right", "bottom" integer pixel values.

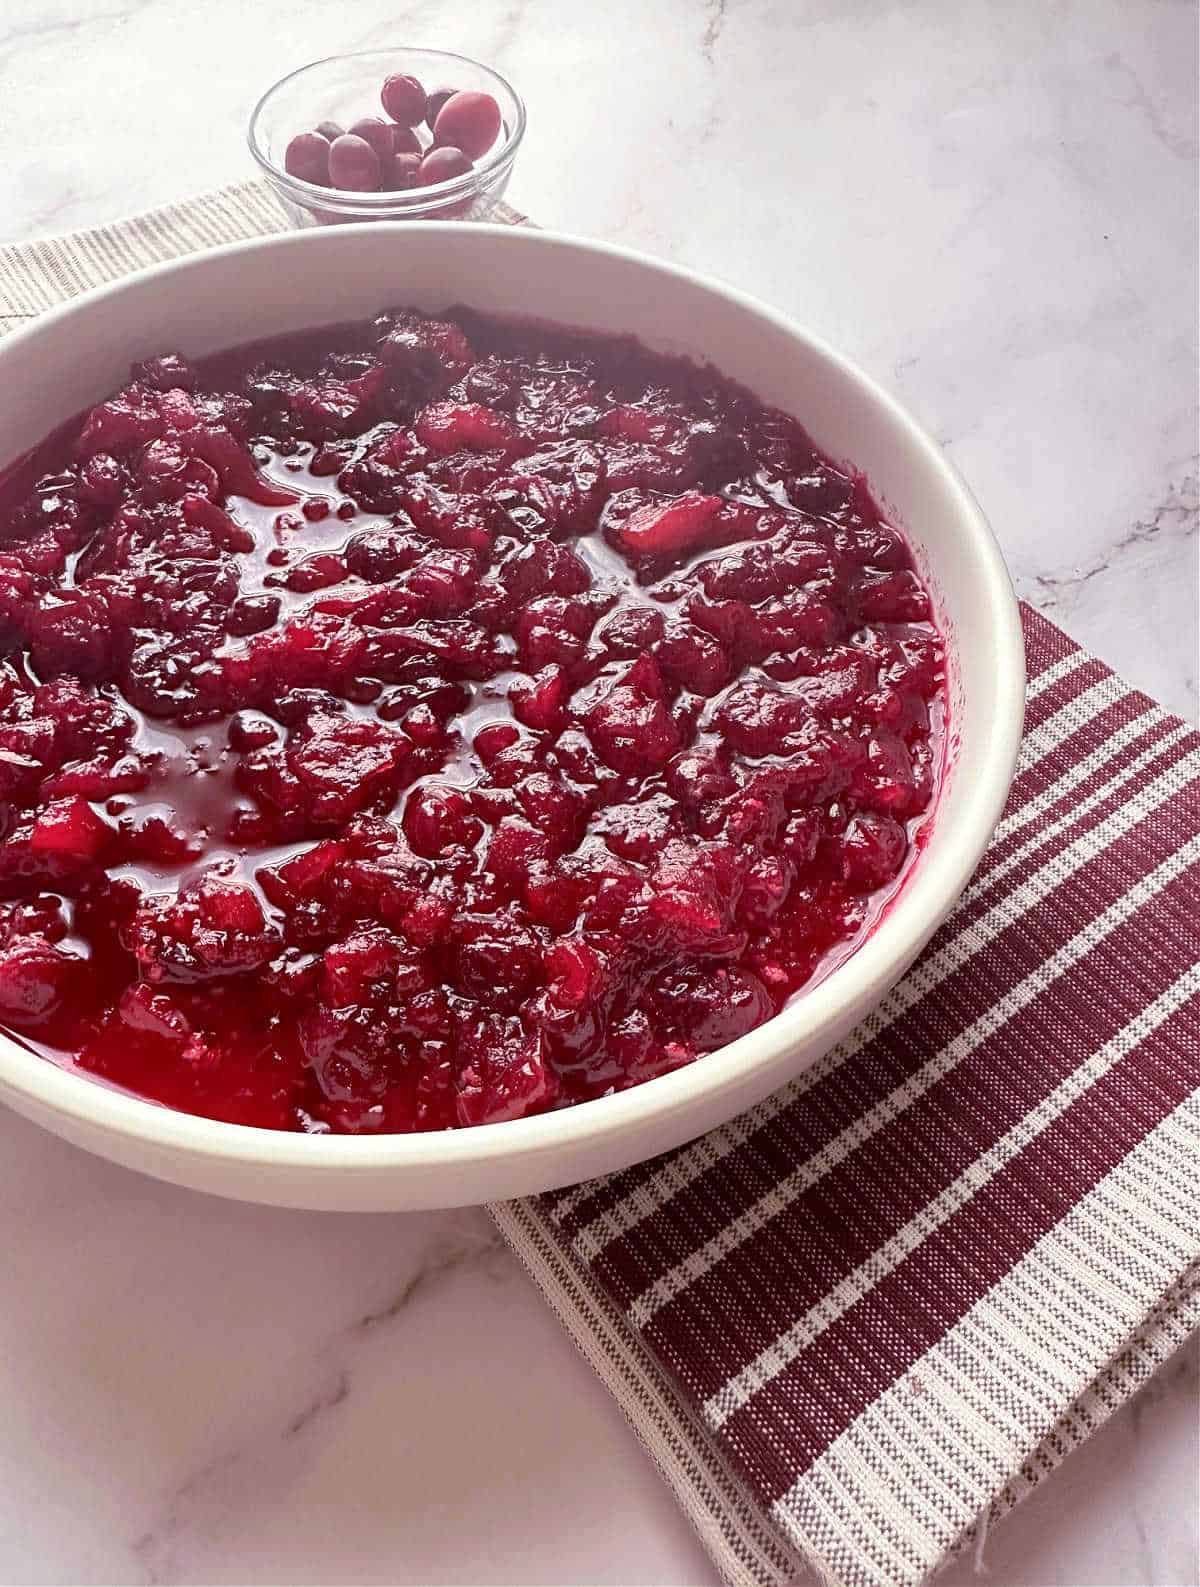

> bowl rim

[
  {"left": 247, "top": 47, "right": 526, "bottom": 212},
  {"left": 0, "top": 220, "right": 1025, "bottom": 1177}
]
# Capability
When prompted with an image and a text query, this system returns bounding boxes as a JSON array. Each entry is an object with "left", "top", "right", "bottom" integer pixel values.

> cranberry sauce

[{"left": 0, "top": 307, "right": 944, "bottom": 1133}]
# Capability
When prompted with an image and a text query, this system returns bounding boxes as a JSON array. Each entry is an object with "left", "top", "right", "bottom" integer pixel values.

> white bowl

[{"left": 0, "top": 224, "right": 1024, "bottom": 1210}]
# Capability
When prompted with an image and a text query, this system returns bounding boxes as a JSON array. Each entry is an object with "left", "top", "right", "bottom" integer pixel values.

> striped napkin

[
  {"left": 495, "top": 606, "right": 1200, "bottom": 1587},
  {"left": 2, "top": 183, "right": 1197, "bottom": 1587}
]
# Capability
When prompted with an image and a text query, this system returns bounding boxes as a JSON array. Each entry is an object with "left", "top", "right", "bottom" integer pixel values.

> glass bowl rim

[{"left": 247, "top": 46, "right": 526, "bottom": 211}]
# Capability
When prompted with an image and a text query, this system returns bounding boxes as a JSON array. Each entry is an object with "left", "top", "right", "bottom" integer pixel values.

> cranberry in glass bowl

[{"left": 249, "top": 48, "right": 525, "bottom": 226}]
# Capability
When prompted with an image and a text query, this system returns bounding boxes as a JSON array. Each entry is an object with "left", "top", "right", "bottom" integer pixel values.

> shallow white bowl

[{"left": 0, "top": 224, "right": 1024, "bottom": 1210}]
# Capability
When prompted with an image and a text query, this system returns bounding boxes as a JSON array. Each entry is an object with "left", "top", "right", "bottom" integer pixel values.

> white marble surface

[{"left": 0, "top": 0, "right": 1196, "bottom": 1583}]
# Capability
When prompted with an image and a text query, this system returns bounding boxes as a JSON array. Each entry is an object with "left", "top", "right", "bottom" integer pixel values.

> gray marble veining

[{"left": 0, "top": 1, "right": 1195, "bottom": 1583}]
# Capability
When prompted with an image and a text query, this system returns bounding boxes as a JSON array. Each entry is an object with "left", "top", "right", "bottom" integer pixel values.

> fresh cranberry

[
  {"left": 381, "top": 73, "right": 428, "bottom": 127},
  {"left": 284, "top": 132, "right": 331, "bottom": 186},
  {"left": 328, "top": 134, "right": 381, "bottom": 192},
  {"left": 418, "top": 146, "right": 473, "bottom": 185},
  {"left": 432, "top": 91, "right": 502, "bottom": 159},
  {"left": 386, "top": 152, "right": 423, "bottom": 191},
  {"left": 348, "top": 118, "right": 397, "bottom": 163},
  {"left": 424, "top": 87, "right": 456, "bottom": 131},
  {"left": 391, "top": 124, "right": 423, "bottom": 157},
  {"left": 315, "top": 120, "right": 344, "bottom": 142}
]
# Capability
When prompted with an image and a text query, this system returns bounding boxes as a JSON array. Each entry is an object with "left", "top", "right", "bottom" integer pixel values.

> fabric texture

[
  {"left": 495, "top": 607, "right": 1200, "bottom": 1587},
  {"left": 1, "top": 181, "right": 1195, "bottom": 1587}
]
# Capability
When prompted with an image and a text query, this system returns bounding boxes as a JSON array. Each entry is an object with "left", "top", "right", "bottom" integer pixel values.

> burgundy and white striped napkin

[
  {"left": 3, "top": 183, "right": 1197, "bottom": 1587},
  {"left": 494, "top": 604, "right": 1200, "bottom": 1587}
]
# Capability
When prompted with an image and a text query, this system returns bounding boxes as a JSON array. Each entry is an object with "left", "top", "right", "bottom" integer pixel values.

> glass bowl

[{"left": 248, "top": 47, "right": 525, "bottom": 226}]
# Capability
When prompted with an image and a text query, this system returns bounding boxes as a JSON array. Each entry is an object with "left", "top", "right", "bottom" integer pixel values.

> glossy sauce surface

[{"left": 0, "top": 308, "right": 943, "bottom": 1132}]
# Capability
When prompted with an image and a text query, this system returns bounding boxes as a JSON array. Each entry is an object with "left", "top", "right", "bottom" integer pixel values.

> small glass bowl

[{"left": 248, "top": 48, "right": 525, "bottom": 227}]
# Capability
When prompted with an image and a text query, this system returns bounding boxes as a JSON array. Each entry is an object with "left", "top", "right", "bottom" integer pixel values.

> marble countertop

[{"left": 0, "top": 0, "right": 1195, "bottom": 1583}]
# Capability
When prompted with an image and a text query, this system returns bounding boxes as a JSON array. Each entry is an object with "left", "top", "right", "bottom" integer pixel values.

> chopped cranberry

[
  {"left": 416, "top": 400, "right": 517, "bottom": 454},
  {"left": 127, "top": 874, "right": 280, "bottom": 985},
  {"left": 135, "top": 354, "right": 199, "bottom": 393},
  {"left": 118, "top": 981, "right": 191, "bottom": 1042},
  {"left": 454, "top": 910, "right": 541, "bottom": 1005},
  {"left": 612, "top": 491, "right": 724, "bottom": 557},
  {"left": 0, "top": 934, "right": 85, "bottom": 1032},
  {"left": 510, "top": 664, "right": 569, "bottom": 731},
  {"left": 672, "top": 967, "right": 774, "bottom": 1051},
  {"left": 403, "top": 781, "right": 483, "bottom": 856},
  {"left": 30, "top": 796, "right": 111, "bottom": 865},
  {"left": 585, "top": 656, "right": 681, "bottom": 775},
  {"left": 856, "top": 568, "right": 931, "bottom": 623},
  {"left": 226, "top": 593, "right": 281, "bottom": 636},
  {"left": 474, "top": 722, "right": 520, "bottom": 763},
  {"left": 597, "top": 605, "right": 666, "bottom": 656},
  {"left": 0, "top": 305, "right": 942, "bottom": 1132},
  {"left": 285, "top": 712, "right": 411, "bottom": 824},
  {"left": 657, "top": 622, "right": 729, "bottom": 695},
  {"left": 78, "top": 453, "right": 127, "bottom": 506},
  {"left": 455, "top": 1013, "right": 553, "bottom": 1126},
  {"left": 839, "top": 812, "right": 908, "bottom": 889},
  {"left": 376, "top": 309, "right": 474, "bottom": 381}
]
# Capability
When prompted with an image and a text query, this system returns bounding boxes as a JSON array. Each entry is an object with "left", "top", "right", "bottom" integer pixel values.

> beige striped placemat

[{"left": 0, "top": 179, "right": 527, "bottom": 332}]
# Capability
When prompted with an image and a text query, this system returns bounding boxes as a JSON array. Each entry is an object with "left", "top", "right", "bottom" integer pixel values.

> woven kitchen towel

[
  {"left": 495, "top": 605, "right": 1200, "bottom": 1587},
  {"left": 1, "top": 183, "right": 1197, "bottom": 1587}
]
